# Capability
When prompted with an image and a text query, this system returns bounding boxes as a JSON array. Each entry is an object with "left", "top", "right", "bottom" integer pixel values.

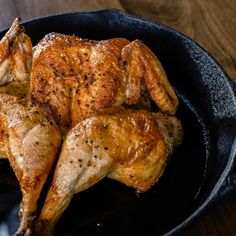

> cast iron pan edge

[{"left": 0, "top": 9, "right": 236, "bottom": 236}]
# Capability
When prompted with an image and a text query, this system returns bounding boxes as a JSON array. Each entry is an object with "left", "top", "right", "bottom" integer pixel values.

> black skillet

[{"left": 0, "top": 9, "right": 236, "bottom": 236}]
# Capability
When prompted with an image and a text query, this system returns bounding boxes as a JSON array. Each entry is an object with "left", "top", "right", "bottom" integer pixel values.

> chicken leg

[
  {"left": 0, "top": 18, "right": 61, "bottom": 235},
  {"left": 36, "top": 110, "right": 182, "bottom": 235}
]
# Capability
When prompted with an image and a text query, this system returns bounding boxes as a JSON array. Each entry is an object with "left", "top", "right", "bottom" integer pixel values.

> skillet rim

[{"left": 0, "top": 8, "right": 235, "bottom": 236}]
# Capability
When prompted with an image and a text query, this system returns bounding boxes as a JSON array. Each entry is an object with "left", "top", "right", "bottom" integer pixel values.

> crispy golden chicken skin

[
  {"left": 0, "top": 18, "right": 61, "bottom": 235},
  {"left": 31, "top": 33, "right": 178, "bottom": 131},
  {"left": 0, "top": 18, "right": 182, "bottom": 236},
  {"left": 36, "top": 110, "right": 182, "bottom": 235}
]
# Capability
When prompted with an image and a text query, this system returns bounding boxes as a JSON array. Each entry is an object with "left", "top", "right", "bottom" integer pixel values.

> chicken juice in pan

[{"left": 0, "top": 18, "right": 182, "bottom": 235}]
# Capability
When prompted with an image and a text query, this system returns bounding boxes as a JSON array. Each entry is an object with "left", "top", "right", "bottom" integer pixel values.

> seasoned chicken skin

[
  {"left": 31, "top": 31, "right": 181, "bottom": 236},
  {"left": 0, "top": 18, "right": 182, "bottom": 236},
  {"left": 37, "top": 110, "right": 182, "bottom": 235},
  {"left": 31, "top": 33, "right": 178, "bottom": 131},
  {"left": 0, "top": 18, "right": 61, "bottom": 235}
]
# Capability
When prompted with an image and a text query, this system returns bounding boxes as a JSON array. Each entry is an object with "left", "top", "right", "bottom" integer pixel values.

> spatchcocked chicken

[{"left": 0, "top": 19, "right": 183, "bottom": 236}]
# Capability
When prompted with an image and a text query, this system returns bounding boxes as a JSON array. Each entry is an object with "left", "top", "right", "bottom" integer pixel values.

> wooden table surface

[{"left": 0, "top": 0, "right": 235, "bottom": 235}]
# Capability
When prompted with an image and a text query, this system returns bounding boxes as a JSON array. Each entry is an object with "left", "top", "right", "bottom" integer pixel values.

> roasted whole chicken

[
  {"left": 0, "top": 19, "right": 61, "bottom": 235},
  {"left": 0, "top": 19, "right": 183, "bottom": 236}
]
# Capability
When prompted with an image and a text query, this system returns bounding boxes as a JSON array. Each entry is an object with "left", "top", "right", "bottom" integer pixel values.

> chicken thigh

[
  {"left": 31, "top": 33, "right": 178, "bottom": 132},
  {"left": 0, "top": 18, "right": 61, "bottom": 235},
  {"left": 37, "top": 110, "right": 182, "bottom": 235}
]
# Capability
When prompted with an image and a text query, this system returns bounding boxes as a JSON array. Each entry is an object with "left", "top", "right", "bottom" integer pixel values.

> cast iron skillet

[{"left": 0, "top": 9, "right": 236, "bottom": 236}]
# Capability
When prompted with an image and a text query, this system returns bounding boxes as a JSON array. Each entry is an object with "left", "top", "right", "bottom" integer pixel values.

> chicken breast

[{"left": 31, "top": 33, "right": 178, "bottom": 133}]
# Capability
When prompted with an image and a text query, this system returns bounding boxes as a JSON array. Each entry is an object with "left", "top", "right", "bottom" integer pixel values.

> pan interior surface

[{"left": 0, "top": 9, "right": 234, "bottom": 236}]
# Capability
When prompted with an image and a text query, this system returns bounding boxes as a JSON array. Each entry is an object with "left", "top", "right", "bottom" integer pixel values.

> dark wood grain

[
  {"left": 0, "top": 0, "right": 235, "bottom": 235},
  {"left": 121, "top": 0, "right": 236, "bottom": 82},
  {"left": 0, "top": 0, "right": 124, "bottom": 28}
]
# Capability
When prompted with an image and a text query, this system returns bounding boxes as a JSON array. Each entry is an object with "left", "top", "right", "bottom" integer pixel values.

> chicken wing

[
  {"left": 0, "top": 18, "right": 31, "bottom": 98},
  {"left": 31, "top": 33, "right": 178, "bottom": 131},
  {"left": 0, "top": 18, "right": 61, "bottom": 235},
  {"left": 36, "top": 110, "right": 182, "bottom": 235}
]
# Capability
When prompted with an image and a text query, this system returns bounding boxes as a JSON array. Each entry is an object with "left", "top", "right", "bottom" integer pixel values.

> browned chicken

[
  {"left": 1, "top": 19, "right": 182, "bottom": 236},
  {"left": 29, "top": 31, "right": 182, "bottom": 235},
  {"left": 36, "top": 110, "right": 182, "bottom": 235},
  {"left": 31, "top": 33, "right": 178, "bottom": 132},
  {"left": 0, "top": 19, "right": 61, "bottom": 235}
]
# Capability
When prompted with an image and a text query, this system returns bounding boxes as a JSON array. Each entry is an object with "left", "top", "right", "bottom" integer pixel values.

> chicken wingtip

[{"left": 4, "top": 17, "right": 24, "bottom": 40}]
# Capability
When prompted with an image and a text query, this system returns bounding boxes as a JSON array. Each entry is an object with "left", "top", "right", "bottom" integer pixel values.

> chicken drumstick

[{"left": 0, "top": 18, "right": 61, "bottom": 235}]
